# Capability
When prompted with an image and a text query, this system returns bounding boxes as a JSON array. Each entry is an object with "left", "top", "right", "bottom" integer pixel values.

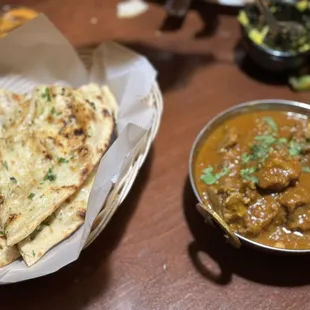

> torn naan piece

[
  {"left": 0, "top": 85, "right": 114, "bottom": 246},
  {"left": 17, "top": 85, "right": 119, "bottom": 266},
  {"left": 0, "top": 235, "right": 19, "bottom": 267}
]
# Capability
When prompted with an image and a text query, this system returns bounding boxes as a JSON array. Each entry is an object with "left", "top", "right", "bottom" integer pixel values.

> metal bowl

[
  {"left": 189, "top": 99, "right": 310, "bottom": 254},
  {"left": 241, "top": 27, "right": 310, "bottom": 73}
]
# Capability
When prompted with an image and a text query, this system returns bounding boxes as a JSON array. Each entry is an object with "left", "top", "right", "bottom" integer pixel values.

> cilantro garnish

[
  {"left": 302, "top": 167, "right": 310, "bottom": 173},
  {"left": 50, "top": 107, "right": 56, "bottom": 115},
  {"left": 243, "top": 135, "right": 284, "bottom": 164},
  {"left": 3, "top": 161, "right": 8, "bottom": 170},
  {"left": 41, "top": 87, "right": 51, "bottom": 102},
  {"left": 241, "top": 166, "right": 258, "bottom": 183},
  {"left": 288, "top": 140, "right": 303, "bottom": 156},
  {"left": 255, "top": 135, "right": 277, "bottom": 144},
  {"left": 58, "top": 157, "right": 69, "bottom": 164},
  {"left": 250, "top": 140, "right": 272, "bottom": 162},
  {"left": 263, "top": 117, "right": 278, "bottom": 132},
  {"left": 215, "top": 167, "right": 230, "bottom": 179},
  {"left": 242, "top": 153, "right": 252, "bottom": 164},
  {"left": 201, "top": 166, "right": 230, "bottom": 185},
  {"left": 32, "top": 250, "right": 35, "bottom": 257},
  {"left": 28, "top": 193, "right": 35, "bottom": 200},
  {"left": 43, "top": 168, "right": 56, "bottom": 181},
  {"left": 201, "top": 167, "right": 216, "bottom": 185}
]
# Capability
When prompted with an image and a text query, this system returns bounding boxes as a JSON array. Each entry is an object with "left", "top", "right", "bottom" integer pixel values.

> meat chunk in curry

[
  {"left": 195, "top": 110, "right": 310, "bottom": 250},
  {"left": 256, "top": 149, "right": 301, "bottom": 191}
]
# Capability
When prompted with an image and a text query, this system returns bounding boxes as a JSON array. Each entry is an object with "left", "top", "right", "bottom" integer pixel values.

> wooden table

[{"left": 2, "top": 1, "right": 310, "bottom": 309}]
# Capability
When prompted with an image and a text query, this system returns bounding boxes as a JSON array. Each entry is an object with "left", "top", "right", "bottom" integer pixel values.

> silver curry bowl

[{"left": 189, "top": 99, "right": 310, "bottom": 255}]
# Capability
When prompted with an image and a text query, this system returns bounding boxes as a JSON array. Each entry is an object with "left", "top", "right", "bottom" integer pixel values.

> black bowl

[
  {"left": 239, "top": 0, "right": 310, "bottom": 73},
  {"left": 241, "top": 26, "right": 310, "bottom": 73}
]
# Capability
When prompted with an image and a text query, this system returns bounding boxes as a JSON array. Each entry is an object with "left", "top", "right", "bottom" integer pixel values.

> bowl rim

[
  {"left": 189, "top": 99, "right": 310, "bottom": 254},
  {"left": 241, "top": 26, "right": 310, "bottom": 58}
]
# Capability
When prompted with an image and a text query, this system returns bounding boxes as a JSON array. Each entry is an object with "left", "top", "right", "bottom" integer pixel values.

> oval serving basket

[{"left": 78, "top": 47, "right": 163, "bottom": 248}]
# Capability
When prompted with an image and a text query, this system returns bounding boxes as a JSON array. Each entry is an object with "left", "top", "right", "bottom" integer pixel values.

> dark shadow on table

[
  {"left": 76, "top": 42, "right": 216, "bottom": 94},
  {"left": 234, "top": 41, "right": 288, "bottom": 86},
  {"left": 147, "top": 0, "right": 238, "bottom": 37},
  {"left": 0, "top": 149, "right": 154, "bottom": 310},
  {"left": 183, "top": 175, "right": 310, "bottom": 287},
  {"left": 76, "top": 41, "right": 217, "bottom": 94},
  {"left": 192, "top": 2, "right": 239, "bottom": 39},
  {"left": 121, "top": 42, "right": 216, "bottom": 93}
]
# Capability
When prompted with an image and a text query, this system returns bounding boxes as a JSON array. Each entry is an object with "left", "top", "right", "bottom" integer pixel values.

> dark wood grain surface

[{"left": 2, "top": 0, "right": 310, "bottom": 309}]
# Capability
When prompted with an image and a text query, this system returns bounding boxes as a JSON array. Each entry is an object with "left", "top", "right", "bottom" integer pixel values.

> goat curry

[{"left": 195, "top": 110, "right": 310, "bottom": 250}]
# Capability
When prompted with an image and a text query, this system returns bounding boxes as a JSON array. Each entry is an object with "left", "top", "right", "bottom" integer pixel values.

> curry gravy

[{"left": 195, "top": 110, "right": 310, "bottom": 250}]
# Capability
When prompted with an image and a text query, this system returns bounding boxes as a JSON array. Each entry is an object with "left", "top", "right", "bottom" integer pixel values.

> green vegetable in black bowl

[
  {"left": 239, "top": 1, "right": 310, "bottom": 72},
  {"left": 239, "top": 1, "right": 310, "bottom": 53}
]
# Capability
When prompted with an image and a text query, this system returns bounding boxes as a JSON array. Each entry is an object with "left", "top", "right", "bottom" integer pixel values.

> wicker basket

[{"left": 77, "top": 47, "right": 163, "bottom": 248}]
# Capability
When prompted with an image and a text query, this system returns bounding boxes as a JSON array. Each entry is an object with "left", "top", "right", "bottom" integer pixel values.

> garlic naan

[
  {"left": 18, "top": 170, "right": 95, "bottom": 266},
  {"left": 0, "top": 89, "right": 31, "bottom": 137},
  {"left": 0, "top": 236, "right": 19, "bottom": 267},
  {"left": 18, "top": 84, "right": 118, "bottom": 266},
  {"left": 0, "top": 85, "right": 114, "bottom": 246}
]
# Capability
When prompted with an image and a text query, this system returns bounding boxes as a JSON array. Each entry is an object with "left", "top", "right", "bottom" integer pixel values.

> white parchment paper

[{"left": 0, "top": 14, "right": 157, "bottom": 283}]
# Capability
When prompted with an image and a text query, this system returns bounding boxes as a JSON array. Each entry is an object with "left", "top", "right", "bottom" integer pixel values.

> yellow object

[
  {"left": 249, "top": 26, "right": 269, "bottom": 45},
  {"left": 296, "top": 0, "right": 308, "bottom": 12},
  {"left": 299, "top": 43, "right": 310, "bottom": 52},
  {"left": 238, "top": 10, "right": 249, "bottom": 27},
  {"left": 0, "top": 7, "right": 38, "bottom": 37},
  {"left": 289, "top": 75, "right": 310, "bottom": 91}
]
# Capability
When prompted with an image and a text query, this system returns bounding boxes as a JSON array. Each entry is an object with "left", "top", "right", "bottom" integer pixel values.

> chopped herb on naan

[
  {"left": 0, "top": 85, "right": 115, "bottom": 247},
  {"left": 18, "top": 84, "right": 118, "bottom": 266}
]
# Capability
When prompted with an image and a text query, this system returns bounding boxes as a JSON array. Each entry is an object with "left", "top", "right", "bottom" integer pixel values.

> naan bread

[
  {"left": 17, "top": 84, "right": 118, "bottom": 266},
  {"left": 0, "top": 85, "right": 114, "bottom": 246},
  {"left": 78, "top": 84, "right": 119, "bottom": 119},
  {"left": 0, "top": 90, "right": 30, "bottom": 267},
  {"left": 18, "top": 171, "right": 95, "bottom": 266},
  {"left": 0, "top": 236, "right": 19, "bottom": 267},
  {"left": 0, "top": 90, "right": 30, "bottom": 137}
]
